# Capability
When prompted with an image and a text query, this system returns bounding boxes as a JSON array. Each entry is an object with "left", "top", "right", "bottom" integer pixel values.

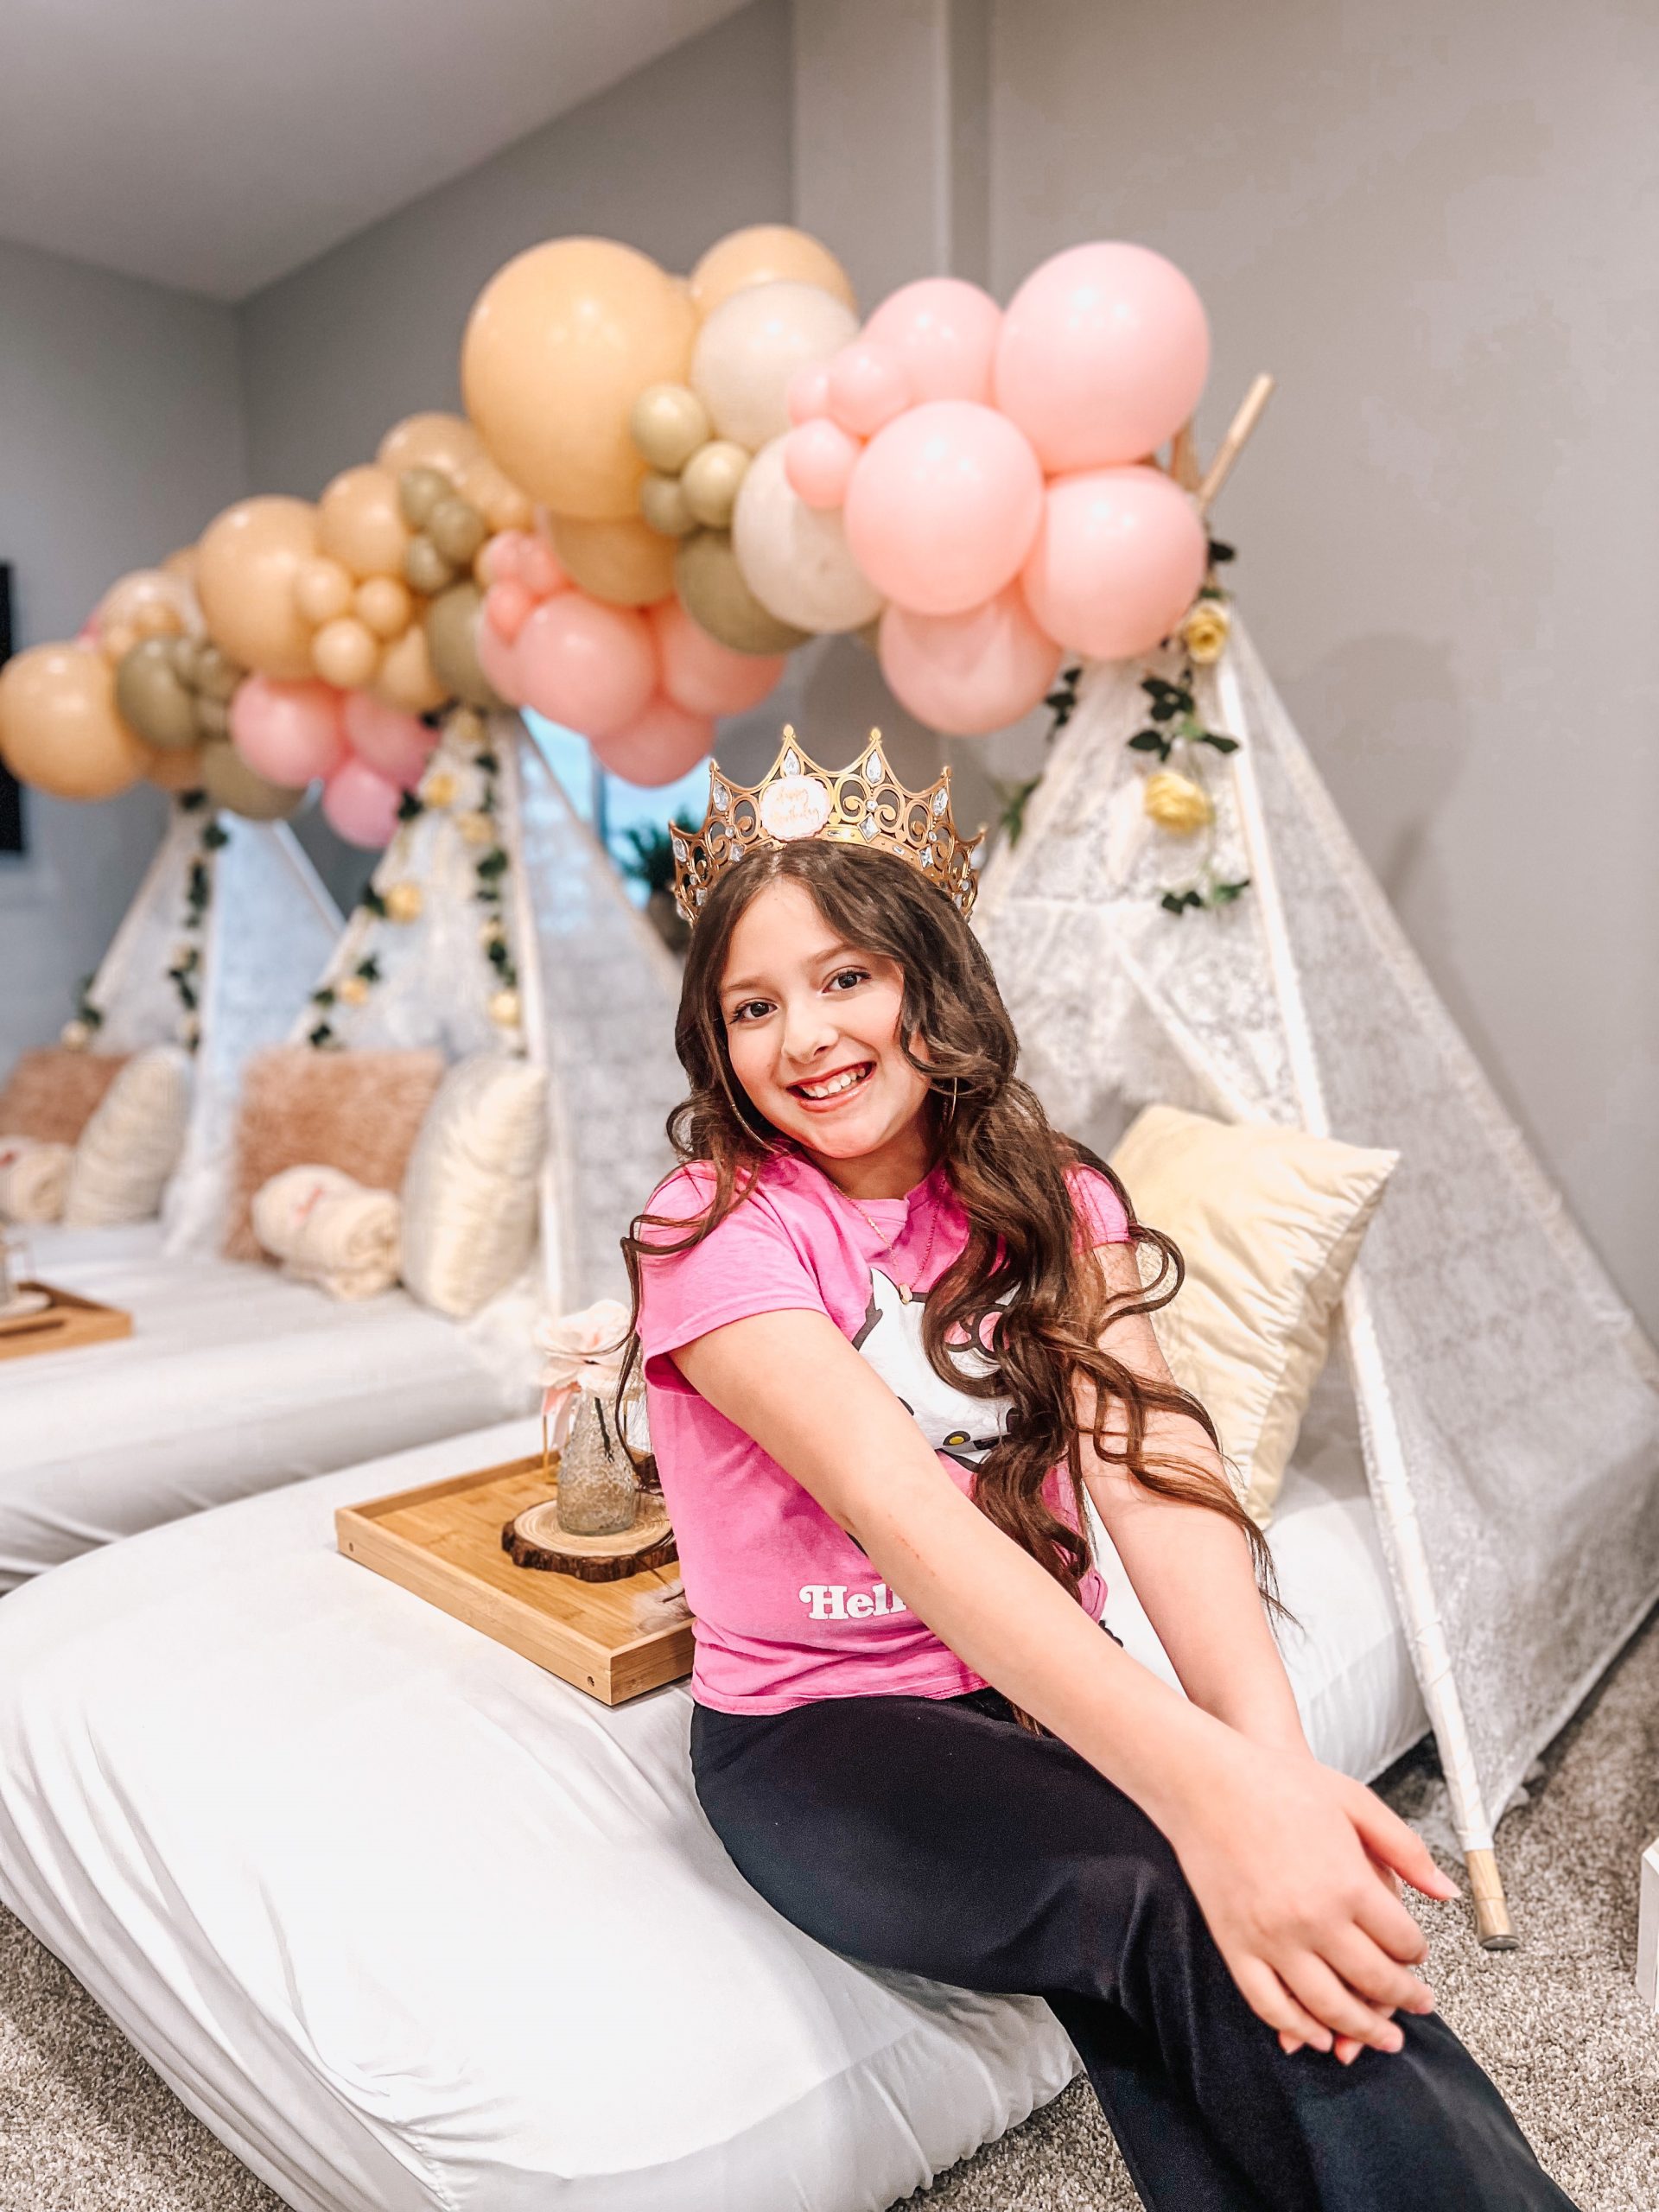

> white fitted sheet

[
  {"left": 0, "top": 1225, "right": 532, "bottom": 1592},
  {"left": 0, "top": 1381, "right": 1427, "bottom": 2212}
]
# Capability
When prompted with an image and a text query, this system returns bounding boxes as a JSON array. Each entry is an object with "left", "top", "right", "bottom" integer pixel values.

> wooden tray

[
  {"left": 336, "top": 1452, "right": 693, "bottom": 1705},
  {"left": 0, "top": 1281, "right": 133, "bottom": 1362}
]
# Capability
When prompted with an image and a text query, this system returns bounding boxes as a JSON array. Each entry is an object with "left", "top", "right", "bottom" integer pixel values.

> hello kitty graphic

[{"left": 850, "top": 1268, "right": 1009, "bottom": 1471}]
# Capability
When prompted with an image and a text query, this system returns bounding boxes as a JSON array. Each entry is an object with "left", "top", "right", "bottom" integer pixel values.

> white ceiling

[{"left": 0, "top": 0, "right": 753, "bottom": 300}]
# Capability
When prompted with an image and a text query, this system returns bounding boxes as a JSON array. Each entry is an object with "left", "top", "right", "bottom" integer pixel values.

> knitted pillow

[
  {"left": 62, "top": 1046, "right": 193, "bottom": 1227},
  {"left": 0, "top": 1048, "right": 131, "bottom": 1145},
  {"left": 400, "top": 1053, "right": 548, "bottom": 1318},
  {"left": 1109, "top": 1104, "right": 1398, "bottom": 1529},
  {"left": 223, "top": 1046, "right": 444, "bottom": 1262}
]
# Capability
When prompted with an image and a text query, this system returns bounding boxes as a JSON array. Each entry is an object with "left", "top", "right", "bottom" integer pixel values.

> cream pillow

[
  {"left": 61, "top": 1046, "right": 193, "bottom": 1227},
  {"left": 400, "top": 1053, "right": 548, "bottom": 1319},
  {"left": 1109, "top": 1104, "right": 1398, "bottom": 1529}
]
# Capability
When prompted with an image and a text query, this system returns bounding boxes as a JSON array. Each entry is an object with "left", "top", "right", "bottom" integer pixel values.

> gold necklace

[{"left": 846, "top": 1188, "right": 941, "bottom": 1304}]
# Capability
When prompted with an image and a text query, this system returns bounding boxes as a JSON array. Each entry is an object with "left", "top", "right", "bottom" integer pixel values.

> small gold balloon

[
  {"left": 680, "top": 439, "right": 751, "bottom": 530},
  {"left": 488, "top": 987, "right": 521, "bottom": 1029},
  {"left": 630, "top": 382, "right": 711, "bottom": 474},
  {"left": 375, "top": 623, "right": 448, "bottom": 715},
  {"left": 115, "top": 638, "right": 199, "bottom": 750},
  {"left": 194, "top": 694, "right": 231, "bottom": 741},
  {"left": 425, "top": 582, "right": 501, "bottom": 709},
  {"left": 385, "top": 880, "right": 423, "bottom": 924},
  {"left": 355, "top": 575, "right": 413, "bottom": 639},
  {"left": 397, "top": 466, "right": 453, "bottom": 531},
  {"left": 455, "top": 454, "right": 534, "bottom": 535},
  {"left": 336, "top": 973, "right": 372, "bottom": 1007},
  {"left": 426, "top": 496, "right": 487, "bottom": 570},
  {"left": 673, "top": 529, "right": 810, "bottom": 656},
  {"left": 404, "top": 535, "right": 456, "bottom": 597},
  {"left": 312, "top": 616, "right": 380, "bottom": 690},
  {"left": 639, "top": 470, "right": 697, "bottom": 537},
  {"left": 168, "top": 633, "right": 202, "bottom": 684},
  {"left": 194, "top": 645, "right": 242, "bottom": 703},
  {"left": 147, "top": 742, "right": 209, "bottom": 794},
  {"left": 296, "top": 556, "right": 356, "bottom": 627},
  {"left": 198, "top": 740, "right": 306, "bottom": 821}
]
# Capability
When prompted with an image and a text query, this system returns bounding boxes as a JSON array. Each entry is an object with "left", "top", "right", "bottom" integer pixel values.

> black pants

[{"left": 691, "top": 1685, "right": 1577, "bottom": 2212}]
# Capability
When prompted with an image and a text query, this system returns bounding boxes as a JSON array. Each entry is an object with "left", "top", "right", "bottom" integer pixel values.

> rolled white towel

[
  {"left": 0, "top": 1137, "right": 73, "bottom": 1224},
  {"left": 251, "top": 1164, "right": 401, "bottom": 1301}
]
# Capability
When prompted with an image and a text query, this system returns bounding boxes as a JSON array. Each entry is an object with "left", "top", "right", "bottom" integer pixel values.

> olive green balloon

[
  {"left": 673, "top": 529, "right": 810, "bottom": 657},
  {"left": 404, "top": 533, "right": 456, "bottom": 596},
  {"left": 398, "top": 466, "right": 452, "bottom": 530},
  {"left": 639, "top": 471, "right": 697, "bottom": 538},
  {"left": 194, "top": 693, "right": 231, "bottom": 741},
  {"left": 424, "top": 582, "right": 501, "bottom": 709},
  {"left": 199, "top": 740, "right": 306, "bottom": 821},
  {"left": 426, "top": 494, "right": 487, "bottom": 569},
  {"left": 168, "top": 633, "right": 202, "bottom": 685},
  {"left": 630, "top": 382, "right": 710, "bottom": 474},
  {"left": 680, "top": 439, "right": 750, "bottom": 530},
  {"left": 115, "top": 638, "right": 200, "bottom": 750},
  {"left": 194, "top": 644, "right": 242, "bottom": 702}
]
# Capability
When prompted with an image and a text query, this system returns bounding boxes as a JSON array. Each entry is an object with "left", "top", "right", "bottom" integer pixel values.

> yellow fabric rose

[
  {"left": 337, "top": 974, "right": 371, "bottom": 1007},
  {"left": 488, "top": 987, "right": 521, "bottom": 1028},
  {"left": 385, "top": 880, "right": 423, "bottom": 924},
  {"left": 1144, "top": 770, "right": 1213, "bottom": 836},
  {"left": 1181, "top": 599, "right": 1231, "bottom": 665},
  {"left": 420, "top": 770, "right": 458, "bottom": 810}
]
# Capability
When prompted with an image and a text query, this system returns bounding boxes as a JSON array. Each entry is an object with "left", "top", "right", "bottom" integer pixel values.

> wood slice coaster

[{"left": 503, "top": 1489, "right": 678, "bottom": 1583}]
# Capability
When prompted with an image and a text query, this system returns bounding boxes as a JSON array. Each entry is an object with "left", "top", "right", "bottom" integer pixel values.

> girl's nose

[{"left": 780, "top": 996, "right": 839, "bottom": 1069}]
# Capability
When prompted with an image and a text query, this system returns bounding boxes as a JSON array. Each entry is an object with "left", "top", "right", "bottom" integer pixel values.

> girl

[{"left": 622, "top": 739, "right": 1576, "bottom": 2212}]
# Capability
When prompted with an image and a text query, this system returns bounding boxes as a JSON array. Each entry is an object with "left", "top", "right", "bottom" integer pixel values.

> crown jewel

[{"left": 671, "top": 728, "right": 984, "bottom": 926}]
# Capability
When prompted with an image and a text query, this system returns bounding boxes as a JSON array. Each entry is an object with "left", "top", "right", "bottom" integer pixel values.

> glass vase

[{"left": 556, "top": 1393, "right": 639, "bottom": 1536}]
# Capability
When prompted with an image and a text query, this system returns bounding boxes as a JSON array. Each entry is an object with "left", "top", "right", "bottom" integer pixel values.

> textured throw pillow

[
  {"left": 61, "top": 1046, "right": 193, "bottom": 1227},
  {"left": 224, "top": 1046, "right": 445, "bottom": 1262},
  {"left": 400, "top": 1052, "right": 548, "bottom": 1319},
  {"left": 1109, "top": 1104, "right": 1398, "bottom": 1529},
  {"left": 0, "top": 1048, "right": 131, "bottom": 1145}
]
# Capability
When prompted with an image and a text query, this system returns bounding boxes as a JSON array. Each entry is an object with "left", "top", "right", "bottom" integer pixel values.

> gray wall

[
  {"left": 988, "top": 0, "right": 1659, "bottom": 1334},
  {"left": 0, "top": 236, "right": 246, "bottom": 1069}
]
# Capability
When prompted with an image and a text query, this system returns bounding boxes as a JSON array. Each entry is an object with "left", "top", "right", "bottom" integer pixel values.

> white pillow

[
  {"left": 400, "top": 1053, "right": 548, "bottom": 1319},
  {"left": 61, "top": 1046, "right": 193, "bottom": 1228}
]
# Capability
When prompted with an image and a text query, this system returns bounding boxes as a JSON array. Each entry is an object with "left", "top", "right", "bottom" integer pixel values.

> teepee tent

[
  {"left": 976, "top": 617, "right": 1659, "bottom": 1942},
  {"left": 289, "top": 709, "right": 682, "bottom": 1309}
]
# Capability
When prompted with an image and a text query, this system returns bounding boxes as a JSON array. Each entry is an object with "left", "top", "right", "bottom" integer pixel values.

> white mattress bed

[
  {"left": 0, "top": 1224, "right": 534, "bottom": 1592},
  {"left": 0, "top": 1376, "right": 1427, "bottom": 2212}
]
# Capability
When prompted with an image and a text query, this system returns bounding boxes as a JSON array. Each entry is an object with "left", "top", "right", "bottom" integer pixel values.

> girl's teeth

[{"left": 800, "top": 1065, "right": 866, "bottom": 1099}]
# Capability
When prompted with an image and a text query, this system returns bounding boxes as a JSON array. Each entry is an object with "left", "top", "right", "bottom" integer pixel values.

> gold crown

[{"left": 671, "top": 728, "right": 984, "bottom": 927}]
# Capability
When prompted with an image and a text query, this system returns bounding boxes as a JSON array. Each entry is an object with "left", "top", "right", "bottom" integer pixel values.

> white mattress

[
  {"left": 0, "top": 1224, "right": 533, "bottom": 1592},
  {"left": 0, "top": 1382, "right": 1427, "bottom": 2212}
]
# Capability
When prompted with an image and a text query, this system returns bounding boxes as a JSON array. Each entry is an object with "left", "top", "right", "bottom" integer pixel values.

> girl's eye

[
  {"left": 827, "top": 967, "right": 870, "bottom": 994},
  {"left": 728, "top": 998, "right": 772, "bottom": 1026}
]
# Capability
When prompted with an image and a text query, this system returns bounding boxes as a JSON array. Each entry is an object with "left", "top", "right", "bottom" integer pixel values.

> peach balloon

[
  {"left": 373, "top": 622, "right": 448, "bottom": 715},
  {"left": 1020, "top": 466, "right": 1208, "bottom": 659},
  {"left": 864, "top": 277, "right": 1003, "bottom": 405},
  {"left": 295, "top": 557, "right": 355, "bottom": 626},
  {"left": 783, "top": 417, "right": 861, "bottom": 511},
  {"left": 786, "top": 362, "right": 832, "bottom": 425},
  {"left": 878, "top": 587, "right": 1060, "bottom": 736},
  {"left": 520, "top": 534, "right": 568, "bottom": 601},
  {"left": 93, "top": 569, "right": 194, "bottom": 655},
  {"left": 485, "top": 581, "right": 534, "bottom": 644},
  {"left": 161, "top": 545, "right": 200, "bottom": 586},
  {"left": 377, "top": 412, "right": 484, "bottom": 483},
  {"left": 318, "top": 465, "right": 410, "bottom": 580},
  {"left": 229, "top": 675, "right": 347, "bottom": 785},
  {"left": 0, "top": 643, "right": 151, "bottom": 799},
  {"left": 355, "top": 575, "right": 413, "bottom": 639},
  {"left": 322, "top": 756, "right": 402, "bottom": 849},
  {"left": 341, "top": 692, "right": 436, "bottom": 788},
  {"left": 651, "top": 598, "right": 785, "bottom": 718},
  {"left": 474, "top": 612, "right": 525, "bottom": 705},
  {"left": 689, "top": 226, "right": 856, "bottom": 318},
  {"left": 591, "top": 694, "right": 714, "bottom": 786},
  {"left": 842, "top": 401, "right": 1044, "bottom": 616},
  {"left": 461, "top": 238, "right": 696, "bottom": 521},
  {"left": 549, "top": 512, "right": 677, "bottom": 607},
  {"left": 513, "top": 592, "right": 656, "bottom": 738},
  {"left": 995, "top": 243, "right": 1210, "bottom": 472},
  {"left": 312, "top": 616, "right": 381, "bottom": 690},
  {"left": 481, "top": 531, "right": 531, "bottom": 586},
  {"left": 147, "top": 744, "right": 207, "bottom": 794},
  {"left": 825, "top": 340, "right": 912, "bottom": 436},
  {"left": 455, "top": 454, "right": 535, "bottom": 534},
  {"left": 196, "top": 496, "right": 320, "bottom": 681}
]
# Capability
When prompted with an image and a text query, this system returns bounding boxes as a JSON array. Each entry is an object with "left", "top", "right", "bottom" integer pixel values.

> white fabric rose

[{"left": 533, "top": 1297, "right": 632, "bottom": 1442}]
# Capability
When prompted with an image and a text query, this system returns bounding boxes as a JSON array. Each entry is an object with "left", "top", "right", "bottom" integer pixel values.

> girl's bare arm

[{"left": 672, "top": 1306, "right": 1453, "bottom": 2060}]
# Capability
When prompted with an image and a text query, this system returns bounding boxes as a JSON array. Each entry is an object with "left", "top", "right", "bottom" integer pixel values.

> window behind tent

[{"left": 0, "top": 566, "right": 21, "bottom": 855}]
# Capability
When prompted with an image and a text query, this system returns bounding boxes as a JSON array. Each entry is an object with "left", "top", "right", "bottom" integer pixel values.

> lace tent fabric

[
  {"left": 289, "top": 710, "right": 682, "bottom": 1309},
  {"left": 976, "top": 614, "right": 1659, "bottom": 1936}
]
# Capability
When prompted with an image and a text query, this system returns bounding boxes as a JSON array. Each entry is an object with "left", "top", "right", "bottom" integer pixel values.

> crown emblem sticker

[{"left": 759, "top": 774, "right": 832, "bottom": 841}]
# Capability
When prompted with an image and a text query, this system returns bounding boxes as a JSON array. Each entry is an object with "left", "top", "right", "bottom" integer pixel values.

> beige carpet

[{"left": 3, "top": 1611, "right": 1657, "bottom": 2211}]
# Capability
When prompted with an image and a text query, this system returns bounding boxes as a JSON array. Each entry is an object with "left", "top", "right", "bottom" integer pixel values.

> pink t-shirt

[{"left": 636, "top": 1148, "right": 1132, "bottom": 1714}]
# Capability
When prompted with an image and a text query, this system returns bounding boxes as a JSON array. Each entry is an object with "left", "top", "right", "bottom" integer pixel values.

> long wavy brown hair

[{"left": 619, "top": 836, "right": 1284, "bottom": 1636}]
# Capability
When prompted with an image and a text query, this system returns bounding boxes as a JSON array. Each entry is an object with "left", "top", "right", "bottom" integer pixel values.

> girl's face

[{"left": 718, "top": 878, "right": 933, "bottom": 1196}]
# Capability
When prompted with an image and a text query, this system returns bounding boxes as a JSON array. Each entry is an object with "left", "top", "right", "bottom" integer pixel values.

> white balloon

[
  {"left": 733, "top": 436, "right": 885, "bottom": 635},
  {"left": 690, "top": 281, "right": 859, "bottom": 453}
]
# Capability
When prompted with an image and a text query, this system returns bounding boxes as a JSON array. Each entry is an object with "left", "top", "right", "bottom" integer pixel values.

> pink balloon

[
  {"left": 474, "top": 612, "right": 525, "bottom": 705},
  {"left": 842, "top": 400, "right": 1045, "bottom": 616},
  {"left": 321, "top": 756, "right": 403, "bottom": 849},
  {"left": 519, "top": 535, "right": 568, "bottom": 601},
  {"left": 591, "top": 693, "right": 715, "bottom": 787},
  {"left": 995, "top": 243, "right": 1210, "bottom": 472},
  {"left": 228, "top": 676, "right": 346, "bottom": 786},
  {"left": 825, "top": 340, "right": 912, "bottom": 436},
  {"left": 864, "top": 277, "right": 1003, "bottom": 405},
  {"left": 1020, "top": 465, "right": 1208, "bottom": 659},
  {"left": 782, "top": 418, "right": 862, "bottom": 512},
  {"left": 878, "top": 587, "right": 1061, "bottom": 737},
  {"left": 514, "top": 591, "right": 656, "bottom": 739},
  {"left": 651, "top": 599, "right": 785, "bottom": 717},
  {"left": 786, "top": 362, "right": 832, "bottom": 425},
  {"left": 485, "top": 579, "right": 534, "bottom": 643},
  {"left": 340, "top": 691, "right": 436, "bottom": 790},
  {"left": 481, "top": 531, "right": 531, "bottom": 586}
]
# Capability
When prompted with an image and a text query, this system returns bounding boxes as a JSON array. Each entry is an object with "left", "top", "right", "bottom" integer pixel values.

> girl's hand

[
  {"left": 1163, "top": 1735, "right": 1459, "bottom": 2062},
  {"left": 1280, "top": 1849, "right": 1413, "bottom": 2062}
]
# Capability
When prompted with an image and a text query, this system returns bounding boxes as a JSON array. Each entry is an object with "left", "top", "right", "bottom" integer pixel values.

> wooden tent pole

[{"left": 1198, "top": 373, "right": 1276, "bottom": 515}]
